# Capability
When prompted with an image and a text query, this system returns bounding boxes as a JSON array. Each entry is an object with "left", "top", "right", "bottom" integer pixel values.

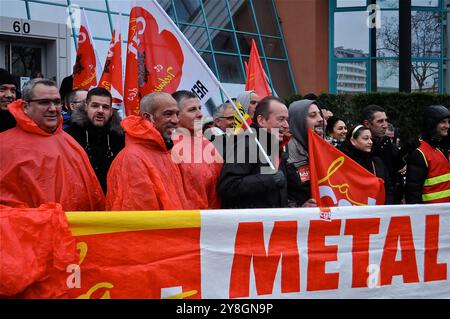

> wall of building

[{"left": 275, "top": 0, "right": 329, "bottom": 95}]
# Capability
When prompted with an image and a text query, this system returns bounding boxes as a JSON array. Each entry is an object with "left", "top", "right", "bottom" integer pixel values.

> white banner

[{"left": 200, "top": 204, "right": 450, "bottom": 298}]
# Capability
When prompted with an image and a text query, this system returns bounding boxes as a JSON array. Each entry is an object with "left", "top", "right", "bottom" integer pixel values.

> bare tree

[{"left": 378, "top": 10, "right": 440, "bottom": 91}]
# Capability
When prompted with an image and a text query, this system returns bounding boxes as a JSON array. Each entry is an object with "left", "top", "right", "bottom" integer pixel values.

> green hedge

[{"left": 285, "top": 92, "right": 450, "bottom": 142}]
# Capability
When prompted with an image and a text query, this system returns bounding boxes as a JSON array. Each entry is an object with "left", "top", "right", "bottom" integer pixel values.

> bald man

[{"left": 106, "top": 92, "right": 188, "bottom": 210}]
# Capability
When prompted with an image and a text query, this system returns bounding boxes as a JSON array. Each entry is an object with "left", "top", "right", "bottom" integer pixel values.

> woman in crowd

[
  {"left": 325, "top": 116, "right": 347, "bottom": 148},
  {"left": 340, "top": 125, "right": 394, "bottom": 204}
]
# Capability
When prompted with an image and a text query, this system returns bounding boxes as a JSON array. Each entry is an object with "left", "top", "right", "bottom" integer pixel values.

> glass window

[
  {"left": 180, "top": 25, "right": 211, "bottom": 51},
  {"left": 200, "top": 51, "right": 218, "bottom": 77},
  {"left": 336, "top": 0, "right": 366, "bottom": 8},
  {"left": 0, "top": 0, "right": 27, "bottom": 19},
  {"left": 336, "top": 62, "right": 367, "bottom": 93},
  {"left": 377, "top": 0, "right": 399, "bottom": 9},
  {"left": 173, "top": 0, "right": 205, "bottom": 25},
  {"left": 377, "top": 11, "right": 399, "bottom": 57},
  {"left": 412, "top": 0, "right": 439, "bottom": 7},
  {"left": 412, "top": 61, "right": 439, "bottom": 92},
  {"left": 29, "top": 2, "right": 69, "bottom": 24},
  {"left": 252, "top": 0, "right": 279, "bottom": 36},
  {"left": 71, "top": 0, "right": 106, "bottom": 11},
  {"left": 261, "top": 37, "right": 285, "bottom": 59},
  {"left": 267, "top": 60, "right": 294, "bottom": 99},
  {"left": 334, "top": 11, "right": 369, "bottom": 57},
  {"left": 228, "top": 0, "right": 257, "bottom": 33},
  {"left": 236, "top": 33, "right": 261, "bottom": 55},
  {"left": 84, "top": 10, "right": 112, "bottom": 39},
  {"left": 444, "top": 59, "right": 450, "bottom": 93},
  {"left": 202, "top": 0, "right": 232, "bottom": 29},
  {"left": 411, "top": 10, "right": 441, "bottom": 57},
  {"left": 215, "top": 54, "right": 244, "bottom": 83},
  {"left": 108, "top": 0, "right": 132, "bottom": 14},
  {"left": 377, "top": 60, "right": 399, "bottom": 91},
  {"left": 210, "top": 30, "right": 238, "bottom": 53}
]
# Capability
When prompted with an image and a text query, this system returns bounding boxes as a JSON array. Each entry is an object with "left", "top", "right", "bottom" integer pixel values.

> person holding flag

[
  {"left": 339, "top": 125, "right": 394, "bottom": 204},
  {"left": 217, "top": 96, "right": 290, "bottom": 209},
  {"left": 286, "top": 99, "right": 325, "bottom": 208}
]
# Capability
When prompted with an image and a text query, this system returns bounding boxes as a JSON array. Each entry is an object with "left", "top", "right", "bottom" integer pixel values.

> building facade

[{"left": 1, "top": 0, "right": 449, "bottom": 99}]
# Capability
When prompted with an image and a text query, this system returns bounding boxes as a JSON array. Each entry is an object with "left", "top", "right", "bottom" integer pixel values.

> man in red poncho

[
  {"left": 171, "top": 90, "right": 223, "bottom": 209},
  {"left": 0, "top": 78, "right": 105, "bottom": 211},
  {"left": 106, "top": 92, "right": 188, "bottom": 210}
]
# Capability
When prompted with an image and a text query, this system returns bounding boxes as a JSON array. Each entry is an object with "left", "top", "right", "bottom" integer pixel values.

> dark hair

[
  {"left": 86, "top": 87, "right": 112, "bottom": 104},
  {"left": 362, "top": 104, "right": 385, "bottom": 123},
  {"left": 345, "top": 124, "right": 370, "bottom": 144},
  {"left": 172, "top": 90, "right": 197, "bottom": 103},
  {"left": 65, "top": 88, "right": 88, "bottom": 105},
  {"left": 252, "top": 96, "right": 285, "bottom": 124},
  {"left": 326, "top": 116, "right": 345, "bottom": 135},
  {"left": 302, "top": 93, "right": 317, "bottom": 100}
]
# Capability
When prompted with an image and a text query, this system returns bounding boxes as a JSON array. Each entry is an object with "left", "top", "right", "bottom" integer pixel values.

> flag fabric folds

[
  {"left": 124, "top": 0, "right": 220, "bottom": 116},
  {"left": 245, "top": 39, "right": 271, "bottom": 99},
  {"left": 98, "top": 18, "right": 123, "bottom": 109},
  {"left": 73, "top": 9, "right": 103, "bottom": 90},
  {"left": 308, "top": 129, "right": 386, "bottom": 206},
  {"left": 233, "top": 102, "right": 253, "bottom": 134}
]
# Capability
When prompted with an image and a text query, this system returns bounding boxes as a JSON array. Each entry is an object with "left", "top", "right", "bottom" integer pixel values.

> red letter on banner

[
  {"left": 424, "top": 215, "right": 447, "bottom": 282},
  {"left": 229, "top": 221, "right": 300, "bottom": 298},
  {"left": 307, "top": 220, "right": 341, "bottom": 291},
  {"left": 380, "top": 216, "right": 419, "bottom": 285},
  {"left": 344, "top": 218, "right": 380, "bottom": 288}
]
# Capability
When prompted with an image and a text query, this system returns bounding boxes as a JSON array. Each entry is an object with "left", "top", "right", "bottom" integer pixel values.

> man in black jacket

[
  {"left": 66, "top": 87, "right": 125, "bottom": 194},
  {"left": 362, "top": 104, "right": 403, "bottom": 203},
  {"left": 217, "top": 96, "right": 290, "bottom": 209}
]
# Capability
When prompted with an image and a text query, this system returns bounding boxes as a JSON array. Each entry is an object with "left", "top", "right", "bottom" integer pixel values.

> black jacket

[
  {"left": 0, "top": 108, "right": 16, "bottom": 132},
  {"left": 66, "top": 106, "right": 125, "bottom": 194},
  {"left": 405, "top": 105, "right": 450, "bottom": 204},
  {"left": 340, "top": 143, "right": 395, "bottom": 204},
  {"left": 217, "top": 130, "right": 288, "bottom": 209}
]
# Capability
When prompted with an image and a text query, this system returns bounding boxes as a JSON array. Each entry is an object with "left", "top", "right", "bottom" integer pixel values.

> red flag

[
  {"left": 308, "top": 129, "right": 385, "bottom": 206},
  {"left": 73, "top": 9, "right": 102, "bottom": 90},
  {"left": 245, "top": 39, "right": 271, "bottom": 98},
  {"left": 98, "top": 20, "right": 123, "bottom": 106},
  {"left": 124, "top": 4, "right": 184, "bottom": 116}
]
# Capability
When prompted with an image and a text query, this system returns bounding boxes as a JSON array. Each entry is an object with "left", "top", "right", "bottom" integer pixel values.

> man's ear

[
  {"left": 256, "top": 114, "right": 265, "bottom": 128},
  {"left": 362, "top": 119, "right": 369, "bottom": 127},
  {"left": 143, "top": 112, "right": 154, "bottom": 122},
  {"left": 23, "top": 101, "right": 29, "bottom": 114}
]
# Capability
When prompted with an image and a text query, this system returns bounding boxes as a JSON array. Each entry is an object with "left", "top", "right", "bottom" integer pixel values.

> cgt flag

[
  {"left": 245, "top": 39, "right": 271, "bottom": 99},
  {"left": 233, "top": 102, "right": 252, "bottom": 134},
  {"left": 308, "top": 128, "right": 385, "bottom": 206},
  {"left": 73, "top": 9, "right": 103, "bottom": 90},
  {"left": 124, "top": 0, "right": 220, "bottom": 116},
  {"left": 98, "top": 17, "right": 123, "bottom": 109}
]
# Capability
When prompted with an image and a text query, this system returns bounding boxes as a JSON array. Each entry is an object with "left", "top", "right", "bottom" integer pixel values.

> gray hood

[
  {"left": 287, "top": 99, "right": 315, "bottom": 167},
  {"left": 236, "top": 90, "right": 256, "bottom": 114}
]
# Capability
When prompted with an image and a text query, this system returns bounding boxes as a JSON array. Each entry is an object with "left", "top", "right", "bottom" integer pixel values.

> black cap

[{"left": 0, "top": 68, "right": 17, "bottom": 87}]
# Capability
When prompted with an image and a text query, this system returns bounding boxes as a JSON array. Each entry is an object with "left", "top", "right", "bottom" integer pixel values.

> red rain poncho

[
  {"left": 172, "top": 132, "right": 222, "bottom": 209},
  {"left": 0, "top": 203, "right": 78, "bottom": 298},
  {"left": 106, "top": 115, "right": 188, "bottom": 210},
  {"left": 0, "top": 100, "right": 105, "bottom": 211}
]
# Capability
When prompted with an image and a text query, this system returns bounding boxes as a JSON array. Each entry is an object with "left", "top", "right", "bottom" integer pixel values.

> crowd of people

[{"left": 0, "top": 68, "right": 449, "bottom": 212}]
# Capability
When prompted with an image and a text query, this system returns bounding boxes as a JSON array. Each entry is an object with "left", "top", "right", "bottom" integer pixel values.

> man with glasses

[
  {"left": 0, "top": 78, "right": 105, "bottom": 211},
  {"left": 62, "top": 88, "right": 87, "bottom": 130}
]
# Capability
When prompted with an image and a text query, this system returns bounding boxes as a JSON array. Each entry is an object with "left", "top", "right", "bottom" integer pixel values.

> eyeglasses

[
  {"left": 250, "top": 100, "right": 258, "bottom": 105},
  {"left": 27, "top": 98, "right": 62, "bottom": 106},
  {"left": 220, "top": 116, "right": 235, "bottom": 121}
]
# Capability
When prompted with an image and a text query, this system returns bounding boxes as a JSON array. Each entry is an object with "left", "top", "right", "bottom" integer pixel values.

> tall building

[{"left": 1, "top": 0, "right": 449, "bottom": 99}]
